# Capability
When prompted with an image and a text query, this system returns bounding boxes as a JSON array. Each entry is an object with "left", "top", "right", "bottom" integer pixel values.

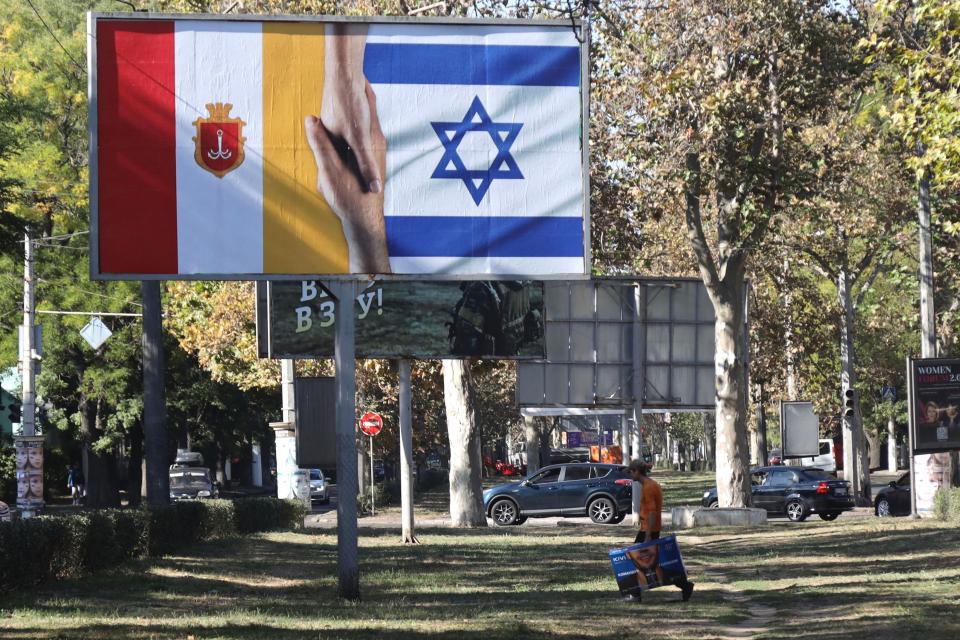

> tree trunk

[
  {"left": 838, "top": 268, "right": 871, "bottom": 505},
  {"left": 523, "top": 415, "right": 540, "bottom": 475},
  {"left": 712, "top": 285, "right": 752, "bottom": 507},
  {"left": 443, "top": 360, "right": 486, "bottom": 527},
  {"left": 80, "top": 399, "right": 120, "bottom": 508},
  {"left": 539, "top": 419, "right": 552, "bottom": 467},
  {"left": 703, "top": 413, "right": 716, "bottom": 472},
  {"left": 127, "top": 420, "right": 143, "bottom": 507}
]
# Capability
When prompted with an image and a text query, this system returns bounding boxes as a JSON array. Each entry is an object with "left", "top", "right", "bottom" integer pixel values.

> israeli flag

[{"left": 366, "top": 24, "right": 585, "bottom": 276}]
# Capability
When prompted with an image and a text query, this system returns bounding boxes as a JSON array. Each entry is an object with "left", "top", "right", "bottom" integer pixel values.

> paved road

[{"left": 303, "top": 469, "right": 906, "bottom": 530}]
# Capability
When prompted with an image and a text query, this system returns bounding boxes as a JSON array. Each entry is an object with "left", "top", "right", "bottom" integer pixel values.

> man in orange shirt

[{"left": 626, "top": 460, "right": 694, "bottom": 601}]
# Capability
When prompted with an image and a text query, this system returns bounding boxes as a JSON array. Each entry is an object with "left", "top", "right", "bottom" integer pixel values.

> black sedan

[
  {"left": 874, "top": 473, "right": 911, "bottom": 517},
  {"left": 701, "top": 466, "right": 853, "bottom": 522},
  {"left": 483, "top": 463, "right": 633, "bottom": 526}
]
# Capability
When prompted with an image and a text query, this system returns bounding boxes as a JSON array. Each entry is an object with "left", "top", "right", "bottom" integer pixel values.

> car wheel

[
  {"left": 818, "top": 512, "right": 840, "bottom": 521},
  {"left": 610, "top": 513, "right": 626, "bottom": 524},
  {"left": 513, "top": 516, "right": 527, "bottom": 526},
  {"left": 490, "top": 498, "right": 519, "bottom": 526},
  {"left": 785, "top": 499, "right": 808, "bottom": 522},
  {"left": 875, "top": 498, "right": 892, "bottom": 517},
  {"left": 707, "top": 499, "right": 719, "bottom": 509},
  {"left": 588, "top": 497, "right": 616, "bottom": 524}
]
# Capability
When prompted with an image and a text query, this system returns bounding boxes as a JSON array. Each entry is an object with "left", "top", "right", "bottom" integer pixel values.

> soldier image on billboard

[{"left": 448, "top": 281, "right": 543, "bottom": 357}]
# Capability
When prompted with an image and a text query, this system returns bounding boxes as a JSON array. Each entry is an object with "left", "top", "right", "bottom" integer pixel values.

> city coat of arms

[{"left": 192, "top": 102, "right": 246, "bottom": 178}]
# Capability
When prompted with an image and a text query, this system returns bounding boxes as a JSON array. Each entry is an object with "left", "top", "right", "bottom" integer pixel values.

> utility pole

[
  {"left": 911, "top": 166, "right": 935, "bottom": 518},
  {"left": 21, "top": 233, "right": 36, "bottom": 437}
]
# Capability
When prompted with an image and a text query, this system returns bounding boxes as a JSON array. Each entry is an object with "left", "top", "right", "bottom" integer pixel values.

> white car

[
  {"left": 787, "top": 439, "right": 837, "bottom": 473},
  {"left": 309, "top": 469, "right": 329, "bottom": 503}
]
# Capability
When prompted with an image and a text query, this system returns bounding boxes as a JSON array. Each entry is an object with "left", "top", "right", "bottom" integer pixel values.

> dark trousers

[{"left": 634, "top": 530, "right": 660, "bottom": 543}]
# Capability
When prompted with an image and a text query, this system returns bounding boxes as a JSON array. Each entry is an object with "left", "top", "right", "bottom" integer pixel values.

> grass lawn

[{"left": 2, "top": 509, "right": 958, "bottom": 640}]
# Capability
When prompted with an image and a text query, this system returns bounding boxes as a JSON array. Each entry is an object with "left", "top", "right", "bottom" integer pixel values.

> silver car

[{"left": 309, "top": 469, "right": 329, "bottom": 503}]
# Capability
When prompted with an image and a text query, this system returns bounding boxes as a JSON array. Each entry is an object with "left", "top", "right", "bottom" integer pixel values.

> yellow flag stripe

[{"left": 262, "top": 23, "right": 348, "bottom": 274}]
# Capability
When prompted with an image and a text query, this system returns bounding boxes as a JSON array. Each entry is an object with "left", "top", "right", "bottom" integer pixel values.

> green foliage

[
  {"left": 0, "top": 498, "right": 303, "bottom": 591},
  {"left": 233, "top": 497, "right": 305, "bottom": 534},
  {"left": 933, "top": 487, "right": 960, "bottom": 523},
  {"left": 357, "top": 484, "right": 393, "bottom": 514}
]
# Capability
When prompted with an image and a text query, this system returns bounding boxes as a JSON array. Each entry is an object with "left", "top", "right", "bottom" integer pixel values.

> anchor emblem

[{"left": 192, "top": 103, "right": 246, "bottom": 178}]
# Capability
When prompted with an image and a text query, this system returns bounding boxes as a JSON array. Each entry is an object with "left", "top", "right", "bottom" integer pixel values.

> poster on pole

[
  {"left": 257, "top": 280, "right": 545, "bottom": 359},
  {"left": 88, "top": 14, "right": 588, "bottom": 280},
  {"left": 907, "top": 358, "right": 960, "bottom": 515},
  {"left": 15, "top": 436, "right": 45, "bottom": 513},
  {"left": 908, "top": 358, "right": 960, "bottom": 454}
]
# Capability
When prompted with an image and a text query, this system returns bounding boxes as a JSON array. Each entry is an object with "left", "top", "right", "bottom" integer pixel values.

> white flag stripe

[
  {"left": 372, "top": 83, "right": 582, "bottom": 218},
  {"left": 366, "top": 24, "right": 579, "bottom": 47},
  {"left": 388, "top": 256, "right": 585, "bottom": 275},
  {"left": 174, "top": 21, "right": 264, "bottom": 275}
]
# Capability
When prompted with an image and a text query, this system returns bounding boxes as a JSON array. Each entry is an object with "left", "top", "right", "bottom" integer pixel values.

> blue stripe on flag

[
  {"left": 385, "top": 216, "right": 583, "bottom": 257},
  {"left": 363, "top": 43, "right": 580, "bottom": 87}
]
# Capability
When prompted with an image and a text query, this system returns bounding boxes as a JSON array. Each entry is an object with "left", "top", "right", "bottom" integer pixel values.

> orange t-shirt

[{"left": 639, "top": 479, "right": 663, "bottom": 531}]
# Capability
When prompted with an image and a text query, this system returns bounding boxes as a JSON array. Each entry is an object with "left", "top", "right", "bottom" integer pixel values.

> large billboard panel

[
  {"left": 258, "top": 280, "right": 545, "bottom": 359},
  {"left": 89, "top": 14, "right": 588, "bottom": 280},
  {"left": 517, "top": 278, "right": 718, "bottom": 409}
]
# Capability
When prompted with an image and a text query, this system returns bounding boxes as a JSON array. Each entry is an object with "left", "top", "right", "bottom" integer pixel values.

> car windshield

[
  {"left": 802, "top": 468, "right": 834, "bottom": 480},
  {"left": 170, "top": 470, "right": 210, "bottom": 487},
  {"left": 310, "top": 470, "right": 323, "bottom": 481}
]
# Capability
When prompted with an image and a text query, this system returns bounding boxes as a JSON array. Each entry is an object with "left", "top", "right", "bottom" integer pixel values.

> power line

[{"left": 24, "top": 0, "right": 86, "bottom": 74}]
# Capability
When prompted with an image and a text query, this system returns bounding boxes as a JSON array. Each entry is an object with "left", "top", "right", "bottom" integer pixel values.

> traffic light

[
  {"left": 7, "top": 400, "right": 21, "bottom": 423},
  {"left": 843, "top": 388, "right": 856, "bottom": 419}
]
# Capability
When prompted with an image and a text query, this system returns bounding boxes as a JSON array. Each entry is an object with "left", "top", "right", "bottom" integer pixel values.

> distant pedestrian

[
  {"left": 67, "top": 465, "right": 85, "bottom": 505},
  {"left": 626, "top": 460, "right": 694, "bottom": 601}
]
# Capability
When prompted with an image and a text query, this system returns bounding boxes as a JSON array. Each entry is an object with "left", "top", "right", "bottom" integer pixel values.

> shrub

[
  {"left": 357, "top": 484, "right": 392, "bottom": 514},
  {"left": 234, "top": 497, "right": 305, "bottom": 533},
  {"left": 934, "top": 487, "right": 960, "bottom": 524},
  {"left": 0, "top": 497, "right": 301, "bottom": 592}
]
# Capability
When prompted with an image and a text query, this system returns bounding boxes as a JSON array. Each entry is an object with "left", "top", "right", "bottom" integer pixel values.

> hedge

[
  {"left": 933, "top": 487, "right": 960, "bottom": 524},
  {"left": 0, "top": 498, "right": 305, "bottom": 592}
]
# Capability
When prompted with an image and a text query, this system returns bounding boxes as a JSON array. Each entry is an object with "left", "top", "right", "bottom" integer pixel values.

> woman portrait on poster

[{"left": 627, "top": 544, "right": 665, "bottom": 588}]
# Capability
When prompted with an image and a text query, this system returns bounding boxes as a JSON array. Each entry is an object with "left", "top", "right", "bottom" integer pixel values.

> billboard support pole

[
  {"left": 630, "top": 283, "right": 645, "bottom": 525},
  {"left": 141, "top": 280, "right": 170, "bottom": 506},
  {"left": 399, "top": 359, "right": 418, "bottom": 543},
  {"left": 907, "top": 357, "right": 919, "bottom": 519},
  {"left": 332, "top": 281, "right": 360, "bottom": 600}
]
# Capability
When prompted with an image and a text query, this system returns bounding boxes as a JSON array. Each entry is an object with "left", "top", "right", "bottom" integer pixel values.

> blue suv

[{"left": 483, "top": 463, "right": 633, "bottom": 526}]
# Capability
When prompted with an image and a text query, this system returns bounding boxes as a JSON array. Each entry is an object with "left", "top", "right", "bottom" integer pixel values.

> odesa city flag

[{"left": 91, "top": 16, "right": 586, "bottom": 278}]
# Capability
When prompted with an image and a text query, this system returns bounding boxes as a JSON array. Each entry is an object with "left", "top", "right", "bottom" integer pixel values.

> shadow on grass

[{"left": 1, "top": 525, "right": 732, "bottom": 640}]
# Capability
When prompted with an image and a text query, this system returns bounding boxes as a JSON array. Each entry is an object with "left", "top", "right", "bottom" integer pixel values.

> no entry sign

[{"left": 359, "top": 412, "right": 383, "bottom": 437}]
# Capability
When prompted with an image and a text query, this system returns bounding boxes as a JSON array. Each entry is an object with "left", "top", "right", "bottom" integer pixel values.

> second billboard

[{"left": 258, "top": 280, "right": 545, "bottom": 359}]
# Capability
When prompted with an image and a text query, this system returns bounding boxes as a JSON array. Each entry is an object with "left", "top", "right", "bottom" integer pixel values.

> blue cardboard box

[{"left": 609, "top": 535, "right": 687, "bottom": 596}]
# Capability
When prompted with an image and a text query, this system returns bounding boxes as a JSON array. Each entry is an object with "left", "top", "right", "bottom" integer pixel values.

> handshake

[{"left": 305, "top": 24, "right": 391, "bottom": 274}]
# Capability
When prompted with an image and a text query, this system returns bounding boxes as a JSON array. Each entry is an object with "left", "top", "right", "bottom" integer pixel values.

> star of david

[{"left": 430, "top": 96, "right": 523, "bottom": 205}]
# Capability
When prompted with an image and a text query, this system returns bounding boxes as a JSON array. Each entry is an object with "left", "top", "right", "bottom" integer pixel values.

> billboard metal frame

[
  {"left": 517, "top": 277, "right": 721, "bottom": 411},
  {"left": 86, "top": 12, "right": 590, "bottom": 281}
]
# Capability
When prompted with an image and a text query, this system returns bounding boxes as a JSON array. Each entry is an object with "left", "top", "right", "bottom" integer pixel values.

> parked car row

[{"left": 702, "top": 466, "right": 854, "bottom": 522}]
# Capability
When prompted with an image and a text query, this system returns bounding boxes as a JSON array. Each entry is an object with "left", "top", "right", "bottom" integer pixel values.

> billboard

[
  {"left": 907, "top": 358, "right": 960, "bottom": 515},
  {"left": 780, "top": 401, "right": 819, "bottom": 458},
  {"left": 908, "top": 358, "right": 960, "bottom": 454},
  {"left": 257, "top": 279, "right": 545, "bottom": 359},
  {"left": 89, "top": 14, "right": 588, "bottom": 280},
  {"left": 517, "top": 278, "right": 719, "bottom": 409}
]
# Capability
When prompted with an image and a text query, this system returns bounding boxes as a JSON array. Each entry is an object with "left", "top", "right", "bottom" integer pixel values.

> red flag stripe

[{"left": 97, "top": 20, "right": 177, "bottom": 275}]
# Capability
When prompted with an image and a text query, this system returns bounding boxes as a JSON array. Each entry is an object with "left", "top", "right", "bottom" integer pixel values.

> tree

[
  {"left": 442, "top": 359, "right": 486, "bottom": 527},
  {"left": 597, "top": 0, "right": 859, "bottom": 506}
]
